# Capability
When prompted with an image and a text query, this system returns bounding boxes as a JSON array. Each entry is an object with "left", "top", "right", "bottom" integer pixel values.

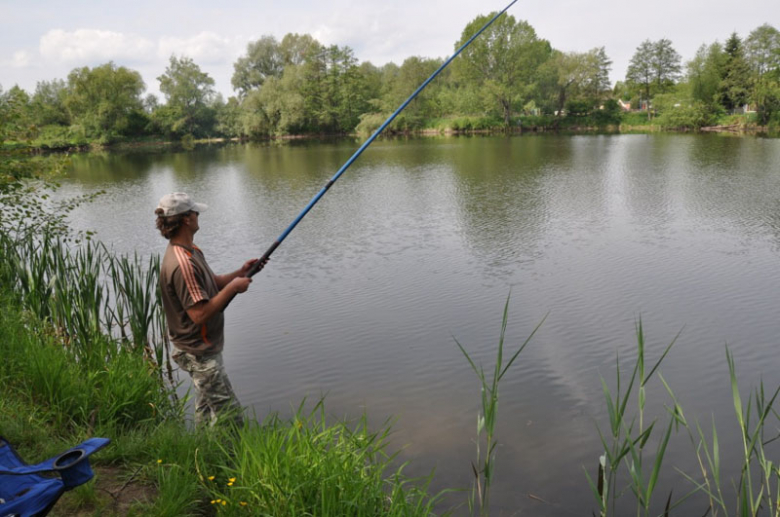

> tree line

[
  {"left": 617, "top": 25, "right": 780, "bottom": 128},
  {"left": 1, "top": 14, "right": 779, "bottom": 147}
]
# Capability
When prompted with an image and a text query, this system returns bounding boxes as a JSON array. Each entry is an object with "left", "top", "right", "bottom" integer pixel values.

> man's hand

[
  {"left": 239, "top": 257, "right": 269, "bottom": 276},
  {"left": 229, "top": 276, "right": 253, "bottom": 294}
]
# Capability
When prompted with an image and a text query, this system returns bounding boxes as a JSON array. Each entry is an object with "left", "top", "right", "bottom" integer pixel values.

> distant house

[{"left": 735, "top": 104, "right": 757, "bottom": 114}]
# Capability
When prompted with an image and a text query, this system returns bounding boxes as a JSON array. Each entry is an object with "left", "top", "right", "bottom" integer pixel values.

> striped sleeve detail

[{"left": 173, "top": 246, "right": 205, "bottom": 304}]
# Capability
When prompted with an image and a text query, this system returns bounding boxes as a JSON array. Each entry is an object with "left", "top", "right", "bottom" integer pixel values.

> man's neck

[{"left": 170, "top": 231, "right": 194, "bottom": 249}]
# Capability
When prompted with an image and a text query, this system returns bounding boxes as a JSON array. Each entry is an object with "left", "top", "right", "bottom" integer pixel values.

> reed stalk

[
  {"left": 585, "top": 320, "right": 680, "bottom": 517},
  {"left": 455, "top": 294, "right": 544, "bottom": 516}
]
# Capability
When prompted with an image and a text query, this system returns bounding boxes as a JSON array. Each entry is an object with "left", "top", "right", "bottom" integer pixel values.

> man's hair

[{"left": 155, "top": 209, "right": 188, "bottom": 240}]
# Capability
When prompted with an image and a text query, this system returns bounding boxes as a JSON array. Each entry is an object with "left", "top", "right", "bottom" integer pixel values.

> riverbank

[{"left": 3, "top": 112, "right": 774, "bottom": 155}]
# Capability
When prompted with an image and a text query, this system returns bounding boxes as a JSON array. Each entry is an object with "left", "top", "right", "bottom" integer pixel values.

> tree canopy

[{"left": 3, "top": 18, "right": 780, "bottom": 144}]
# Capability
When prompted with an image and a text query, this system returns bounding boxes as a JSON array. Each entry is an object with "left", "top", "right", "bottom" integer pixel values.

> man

[{"left": 154, "top": 192, "right": 265, "bottom": 426}]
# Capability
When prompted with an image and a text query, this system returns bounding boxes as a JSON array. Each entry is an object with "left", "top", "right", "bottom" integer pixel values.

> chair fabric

[{"left": 0, "top": 437, "right": 109, "bottom": 517}]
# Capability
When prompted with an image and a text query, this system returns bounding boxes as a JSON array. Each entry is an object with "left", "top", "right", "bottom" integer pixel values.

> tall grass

[
  {"left": 588, "top": 323, "right": 780, "bottom": 517},
  {"left": 0, "top": 231, "right": 173, "bottom": 382},
  {"left": 455, "top": 295, "right": 544, "bottom": 516},
  {"left": 202, "top": 400, "right": 449, "bottom": 516},
  {"left": 669, "top": 348, "right": 780, "bottom": 517},
  {"left": 586, "top": 321, "right": 681, "bottom": 517}
]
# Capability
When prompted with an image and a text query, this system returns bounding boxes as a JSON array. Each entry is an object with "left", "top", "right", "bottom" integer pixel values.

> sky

[{"left": 1, "top": 0, "right": 778, "bottom": 100}]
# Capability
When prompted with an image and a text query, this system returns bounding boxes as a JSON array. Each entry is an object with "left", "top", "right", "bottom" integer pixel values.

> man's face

[{"left": 186, "top": 211, "right": 200, "bottom": 234}]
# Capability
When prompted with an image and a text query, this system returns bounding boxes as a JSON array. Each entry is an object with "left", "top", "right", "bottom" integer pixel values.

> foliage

[
  {"left": 5, "top": 18, "right": 780, "bottom": 144},
  {"left": 156, "top": 56, "right": 217, "bottom": 138},
  {"left": 653, "top": 93, "right": 715, "bottom": 129},
  {"left": 586, "top": 322, "right": 679, "bottom": 517},
  {"left": 0, "top": 153, "right": 102, "bottom": 243},
  {"left": 231, "top": 35, "right": 285, "bottom": 97},
  {"left": 453, "top": 13, "right": 552, "bottom": 126},
  {"left": 206, "top": 401, "right": 449, "bottom": 516},
  {"left": 31, "top": 79, "right": 69, "bottom": 127},
  {"left": 745, "top": 24, "right": 780, "bottom": 124},
  {"left": 64, "top": 62, "right": 146, "bottom": 141},
  {"left": 687, "top": 43, "right": 728, "bottom": 109},
  {"left": 0, "top": 85, "right": 36, "bottom": 144},
  {"left": 626, "top": 39, "right": 683, "bottom": 108},
  {"left": 541, "top": 47, "right": 612, "bottom": 116},
  {"left": 718, "top": 33, "right": 754, "bottom": 113}
]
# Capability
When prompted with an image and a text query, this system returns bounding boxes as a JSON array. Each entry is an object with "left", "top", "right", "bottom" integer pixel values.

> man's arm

[{"left": 186, "top": 277, "right": 252, "bottom": 325}]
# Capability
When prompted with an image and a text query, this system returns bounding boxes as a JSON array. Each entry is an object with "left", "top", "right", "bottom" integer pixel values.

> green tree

[
  {"left": 0, "top": 85, "right": 35, "bottom": 143},
  {"left": 626, "top": 40, "right": 655, "bottom": 105},
  {"left": 542, "top": 47, "right": 612, "bottom": 117},
  {"left": 745, "top": 24, "right": 780, "bottom": 77},
  {"left": 686, "top": 43, "right": 726, "bottom": 108},
  {"left": 652, "top": 39, "right": 682, "bottom": 91},
  {"left": 719, "top": 33, "right": 753, "bottom": 112},
  {"left": 319, "top": 45, "right": 368, "bottom": 132},
  {"left": 241, "top": 66, "right": 307, "bottom": 137},
  {"left": 214, "top": 96, "right": 243, "bottom": 137},
  {"left": 31, "top": 79, "right": 69, "bottom": 126},
  {"left": 279, "top": 33, "right": 321, "bottom": 67},
  {"left": 156, "top": 55, "right": 216, "bottom": 137},
  {"left": 375, "top": 56, "right": 445, "bottom": 130},
  {"left": 63, "top": 62, "right": 146, "bottom": 141},
  {"left": 453, "top": 13, "right": 551, "bottom": 126},
  {"left": 626, "top": 39, "right": 681, "bottom": 116},
  {"left": 745, "top": 24, "right": 780, "bottom": 123},
  {"left": 232, "top": 36, "right": 284, "bottom": 97}
]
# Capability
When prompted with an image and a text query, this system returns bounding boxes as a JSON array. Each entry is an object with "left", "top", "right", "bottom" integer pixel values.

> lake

[{"left": 61, "top": 133, "right": 780, "bottom": 515}]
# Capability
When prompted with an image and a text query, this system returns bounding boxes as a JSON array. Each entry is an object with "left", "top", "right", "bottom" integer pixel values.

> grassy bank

[
  {"left": 0, "top": 232, "right": 447, "bottom": 516},
  {"left": 8, "top": 111, "right": 775, "bottom": 155}
]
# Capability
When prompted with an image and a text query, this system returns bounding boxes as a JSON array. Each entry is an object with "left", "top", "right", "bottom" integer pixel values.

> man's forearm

[
  {"left": 215, "top": 269, "right": 243, "bottom": 290},
  {"left": 187, "top": 283, "right": 239, "bottom": 324}
]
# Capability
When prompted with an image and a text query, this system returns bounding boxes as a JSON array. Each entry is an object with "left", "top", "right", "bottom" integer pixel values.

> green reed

[
  {"left": 588, "top": 323, "right": 780, "bottom": 517},
  {"left": 455, "top": 294, "right": 544, "bottom": 516},
  {"left": 586, "top": 320, "right": 680, "bottom": 517},
  {"left": 0, "top": 230, "right": 173, "bottom": 385},
  {"left": 667, "top": 347, "right": 780, "bottom": 517}
]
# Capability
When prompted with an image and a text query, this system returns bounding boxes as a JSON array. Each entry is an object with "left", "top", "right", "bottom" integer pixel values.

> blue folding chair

[{"left": 0, "top": 436, "right": 109, "bottom": 517}]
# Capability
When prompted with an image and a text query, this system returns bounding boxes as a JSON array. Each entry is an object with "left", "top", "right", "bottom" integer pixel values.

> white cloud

[
  {"left": 39, "top": 29, "right": 155, "bottom": 63},
  {"left": 157, "top": 32, "right": 244, "bottom": 64}
]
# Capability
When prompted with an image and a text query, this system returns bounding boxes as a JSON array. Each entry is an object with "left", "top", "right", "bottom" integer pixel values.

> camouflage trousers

[{"left": 172, "top": 350, "right": 244, "bottom": 427}]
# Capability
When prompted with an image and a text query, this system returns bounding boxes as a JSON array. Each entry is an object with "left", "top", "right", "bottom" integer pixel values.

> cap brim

[{"left": 193, "top": 202, "right": 208, "bottom": 213}]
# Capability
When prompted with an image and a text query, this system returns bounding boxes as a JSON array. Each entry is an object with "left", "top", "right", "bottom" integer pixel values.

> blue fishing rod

[{"left": 243, "top": 0, "right": 518, "bottom": 280}]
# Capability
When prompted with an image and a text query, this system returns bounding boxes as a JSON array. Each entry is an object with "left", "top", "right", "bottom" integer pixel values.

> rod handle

[{"left": 222, "top": 241, "right": 279, "bottom": 311}]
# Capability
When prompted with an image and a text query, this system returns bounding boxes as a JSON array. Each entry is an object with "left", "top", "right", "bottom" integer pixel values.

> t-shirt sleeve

[{"left": 171, "top": 260, "right": 211, "bottom": 310}]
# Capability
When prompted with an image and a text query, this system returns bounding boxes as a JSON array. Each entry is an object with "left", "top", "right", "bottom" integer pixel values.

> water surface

[{"left": 63, "top": 134, "right": 780, "bottom": 515}]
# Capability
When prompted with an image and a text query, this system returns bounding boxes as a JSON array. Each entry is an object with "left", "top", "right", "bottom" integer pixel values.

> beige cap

[{"left": 156, "top": 192, "right": 208, "bottom": 217}]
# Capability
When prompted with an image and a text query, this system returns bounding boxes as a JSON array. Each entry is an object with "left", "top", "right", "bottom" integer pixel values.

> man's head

[{"left": 154, "top": 193, "right": 208, "bottom": 240}]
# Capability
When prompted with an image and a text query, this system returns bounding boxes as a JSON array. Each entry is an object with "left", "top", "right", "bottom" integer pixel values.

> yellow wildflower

[
  {"left": 240, "top": 501, "right": 248, "bottom": 506},
  {"left": 156, "top": 459, "right": 162, "bottom": 464},
  {"left": 229, "top": 477, "right": 236, "bottom": 483},
  {"left": 227, "top": 482, "right": 233, "bottom": 487},
  {"left": 210, "top": 500, "right": 216, "bottom": 504},
  {"left": 208, "top": 476, "right": 215, "bottom": 481},
  {"left": 221, "top": 501, "right": 227, "bottom": 506}
]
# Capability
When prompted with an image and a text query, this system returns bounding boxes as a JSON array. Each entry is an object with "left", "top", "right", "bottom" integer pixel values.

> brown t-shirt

[{"left": 159, "top": 243, "right": 225, "bottom": 355}]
